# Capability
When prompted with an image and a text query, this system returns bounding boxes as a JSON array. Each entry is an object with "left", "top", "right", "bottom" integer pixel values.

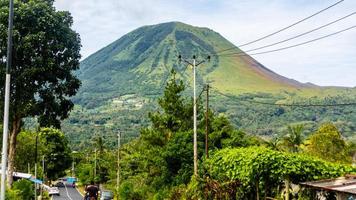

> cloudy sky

[{"left": 54, "top": 0, "right": 356, "bottom": 87}]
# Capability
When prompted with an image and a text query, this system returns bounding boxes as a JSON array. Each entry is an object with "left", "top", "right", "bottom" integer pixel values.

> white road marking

[{"left": 64, "top": 184, "right": 74, "bottom": 200}]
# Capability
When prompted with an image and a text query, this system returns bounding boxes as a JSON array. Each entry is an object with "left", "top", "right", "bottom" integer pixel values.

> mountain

[
  {"left": 64, "top": 22, "right": 356, "bottom": 149},
  {"left": 75, "top": 22, "right": 312, "bottom": 108}
]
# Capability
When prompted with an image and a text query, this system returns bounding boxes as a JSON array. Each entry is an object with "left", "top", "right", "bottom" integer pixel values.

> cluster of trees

[
  {"left": 270, "top": 123, "right": 355, "bottom": 163},
  {"left": 221, "top": 93, "right": 356, "bottom": 139},
  {"left": 15, "top": 128, "right": 73, "bottom": 181},
  {"left": 63, "top": 81, "right": 356, "bottom": 152},
  {"left": 3, "top": 128, "right": 72, "bottom": 200},
  {"left": 74, "top": 70, "right": 262, "bottom": 198},
  {"left": 74, "top": 71, "right": 356, "bottom": 200}
]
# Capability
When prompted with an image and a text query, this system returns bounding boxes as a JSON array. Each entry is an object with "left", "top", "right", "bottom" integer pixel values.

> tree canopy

[
  {"left": 15, "top": 128, "right": 72, "bottom": 181},
  {"left": 304, "top": 123, "right": 349, "bottom": 163}
]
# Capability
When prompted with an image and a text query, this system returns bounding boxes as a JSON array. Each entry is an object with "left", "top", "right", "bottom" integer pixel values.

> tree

[
  {"left": 281, "top": 124, "right": 304, "bottom": 152},
  {"left": 148, "top": 69, "right": 195, "bottom": 138},
  {"left": 14, "top": 130, "right": 46, "bottom": 173},
  {"left": 39, "top": 128, "right": 72, "bottom": 180},
  {"left": 14, "top": 128, "right": 72, "bottom": 181},
  {"left": 0, "top": 0, "right": 81, "bottom": 185},
  {"left": 304, "top": 123, "right": 349, "bottom": 163}
]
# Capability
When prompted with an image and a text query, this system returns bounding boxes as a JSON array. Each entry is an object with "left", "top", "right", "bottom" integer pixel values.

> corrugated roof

[{"left": 301, "top": 175, "right": 356, "bottom": 195}]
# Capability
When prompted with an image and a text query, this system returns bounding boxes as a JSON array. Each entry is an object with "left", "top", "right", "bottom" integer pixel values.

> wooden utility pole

[
  {"left": 94, "top": 148, "right": 97, "bottom": 181},
  {"left": 117, "top": 131, "right": 121, "bottom": 192},
  {"left": 205, "top": 84, "right": 209, "bottom": 158}
]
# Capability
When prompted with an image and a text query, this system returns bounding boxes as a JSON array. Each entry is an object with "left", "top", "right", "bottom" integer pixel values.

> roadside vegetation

[{"left": 74, "top": 71, "right": 356, "bottom": 199}]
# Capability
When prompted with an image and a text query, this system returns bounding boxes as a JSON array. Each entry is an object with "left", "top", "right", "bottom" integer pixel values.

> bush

[
  {"left": 5, "top": 188, "right": 21, "bottom": 200},
  {"left": 203, "top": 147, "right": 356, "bottom": 199},
  {"left": 5, "top": 180, "right": 34, "bottom": 200},
  {"left": 119, "top": 181, "right": 144, "bottom": 200}
]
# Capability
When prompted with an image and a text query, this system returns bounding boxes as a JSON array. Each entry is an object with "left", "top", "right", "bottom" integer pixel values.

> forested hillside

[{"left": 63, "top": 22, "right": 356, "bottom": 149}]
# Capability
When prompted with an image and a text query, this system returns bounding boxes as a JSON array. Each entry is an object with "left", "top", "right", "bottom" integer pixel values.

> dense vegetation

[
  {"left": 15, "top": 128, "right": 73, "bottom": 181},
  {"left": 74, "top": 71, "right": 356, "bottom": 199},
  {"left": 63, "top": 86, "right": 356, "bottom": 150}
]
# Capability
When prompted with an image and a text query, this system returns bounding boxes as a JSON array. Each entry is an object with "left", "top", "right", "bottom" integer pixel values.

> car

[
  {"left": 54, "top": 181, "right": 65, "bottom": 187},
  {"left": 48, "top": 187, "right": 60, "bottom": 196},
  {"left": 100, "top": 190, "right": 114, "bottom": 200}
]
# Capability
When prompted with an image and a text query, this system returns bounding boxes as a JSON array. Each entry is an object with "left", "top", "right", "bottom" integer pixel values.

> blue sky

[{"left": 54, "top": 0, "right": 356, "bottom": 87}]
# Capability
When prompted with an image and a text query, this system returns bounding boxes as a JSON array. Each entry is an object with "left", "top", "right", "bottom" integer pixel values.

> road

[{"left": 52, "top": 183, "right": 83, "bottom": 200}]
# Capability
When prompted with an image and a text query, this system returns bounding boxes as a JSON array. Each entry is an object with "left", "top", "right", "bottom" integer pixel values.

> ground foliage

[{"left": 203, "top": 147, "right": 355, "bottom": 199}]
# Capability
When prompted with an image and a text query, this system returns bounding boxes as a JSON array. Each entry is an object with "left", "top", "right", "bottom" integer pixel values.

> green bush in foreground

[
  {"left": 5, "top": 180, "right": 34, "bottom": 200},
  {"left": 202, "top": 147, "right": 356, "bottom": 199}
]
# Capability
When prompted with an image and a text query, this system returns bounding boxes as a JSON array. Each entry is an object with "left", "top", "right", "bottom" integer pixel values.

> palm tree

[
  {"left": 282, "top": 125, "right": 304, "bottom": 152},
  {"left": 266, "top": 137, "right": 280, "bottom": 151}
]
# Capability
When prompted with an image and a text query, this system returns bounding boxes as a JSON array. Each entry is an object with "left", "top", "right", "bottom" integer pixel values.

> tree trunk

[
  {"left": 285, "top": 179, "right": 290, "bottom": 200},
  {"left": 256, "top": 181, "right": 259, "bottom": 200},
  {"left": 7, "top": 117, "right": 21, "bottom": 187}
]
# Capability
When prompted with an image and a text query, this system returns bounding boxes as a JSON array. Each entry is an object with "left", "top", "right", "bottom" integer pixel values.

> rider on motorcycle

[{"left": 84, "top": 181, "right": 99, "bottom": 200}]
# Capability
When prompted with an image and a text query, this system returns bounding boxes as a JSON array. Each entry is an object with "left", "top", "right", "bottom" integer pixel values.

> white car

[{"left": 48, "top": 187, "right": 60, "bottom": 196}]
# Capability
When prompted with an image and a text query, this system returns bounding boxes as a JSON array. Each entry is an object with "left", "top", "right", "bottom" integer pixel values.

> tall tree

[
  {"left": 39, "top": 128, "right": 72, "bottom": 180},
  {"left": 304, "top": 123, "right": 349, "bottom": 163},
  {"left": 148, "top": 69, "right": 195, "bottom": 139},
  {"left": 14, "top": 128, "right": 72, "bottom": 181},
  {"left": 0, "top": 0, "right": 81, "bottom": 185}
]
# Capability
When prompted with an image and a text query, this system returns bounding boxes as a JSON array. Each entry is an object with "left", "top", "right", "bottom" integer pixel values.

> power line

[
  {"left": 211, "top": 88, "right": 356, "bottom": 107},
  {"left": 218, "top": 25, "right": 356, "bottom": 57},
  {"left": 226, "top": 12, "right": 356, "bottom": 55},
  {"left": 216, "top": 0, "right": 345, "bottom": 54}
]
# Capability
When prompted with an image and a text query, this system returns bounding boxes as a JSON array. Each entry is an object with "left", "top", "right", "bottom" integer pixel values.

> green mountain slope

[
  {"left": 75, "top": 22, "right": 311, "bottom": 108},
  {"left": 64, "top": 22, "right": 356, "bottom": 149}
]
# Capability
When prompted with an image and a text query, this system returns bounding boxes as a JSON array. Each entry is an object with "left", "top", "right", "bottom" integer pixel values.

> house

[{"left": 301, "top": 175, "right": 356, "bottom": 200}]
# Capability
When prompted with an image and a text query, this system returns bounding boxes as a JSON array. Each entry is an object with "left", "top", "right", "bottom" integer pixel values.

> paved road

[{"left": 52, "top": 183, "right": 83, "bottom": 200}]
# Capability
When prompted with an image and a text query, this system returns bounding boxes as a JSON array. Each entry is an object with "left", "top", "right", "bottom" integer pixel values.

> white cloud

[{"left": 54, "top": 0, "right": 356, "bottom": 86}]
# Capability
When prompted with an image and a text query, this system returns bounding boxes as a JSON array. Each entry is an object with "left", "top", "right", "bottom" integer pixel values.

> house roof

[{"left": 301, "top": 175, "right": 356, "bottom": 195}]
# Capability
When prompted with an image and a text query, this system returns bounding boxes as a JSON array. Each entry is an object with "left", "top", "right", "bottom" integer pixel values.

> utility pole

[
  {"left": 40, "top": 155, "right": 44, "bottom": 199},
  {"left": 205, "top": 84, "right": 209, "bottom": 158},
  {"left": 117, "top": 131, "right": 121, "bottom": 192},
  {"left": 72, "top": 161, "right": 75, "bottom": 177},
  {"left": 178, "top": 55, "right": 210, "bottom": 177},
  {"left": 1, "top": 0, "right": 14, "bottom": 199},
  {"left": 94, "top": 148, "right": 97, "bottom": 181},
  {"left": 193, "top": 56, "right": 197, "bottom": 177},
  {"left": 34, "top": 131, "right": 38, "bottom": 200}
]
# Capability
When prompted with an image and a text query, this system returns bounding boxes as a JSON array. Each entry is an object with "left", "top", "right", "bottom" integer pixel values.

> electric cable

[{"left": 216, "top": 0, "right": 345, "bottom": 54}]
